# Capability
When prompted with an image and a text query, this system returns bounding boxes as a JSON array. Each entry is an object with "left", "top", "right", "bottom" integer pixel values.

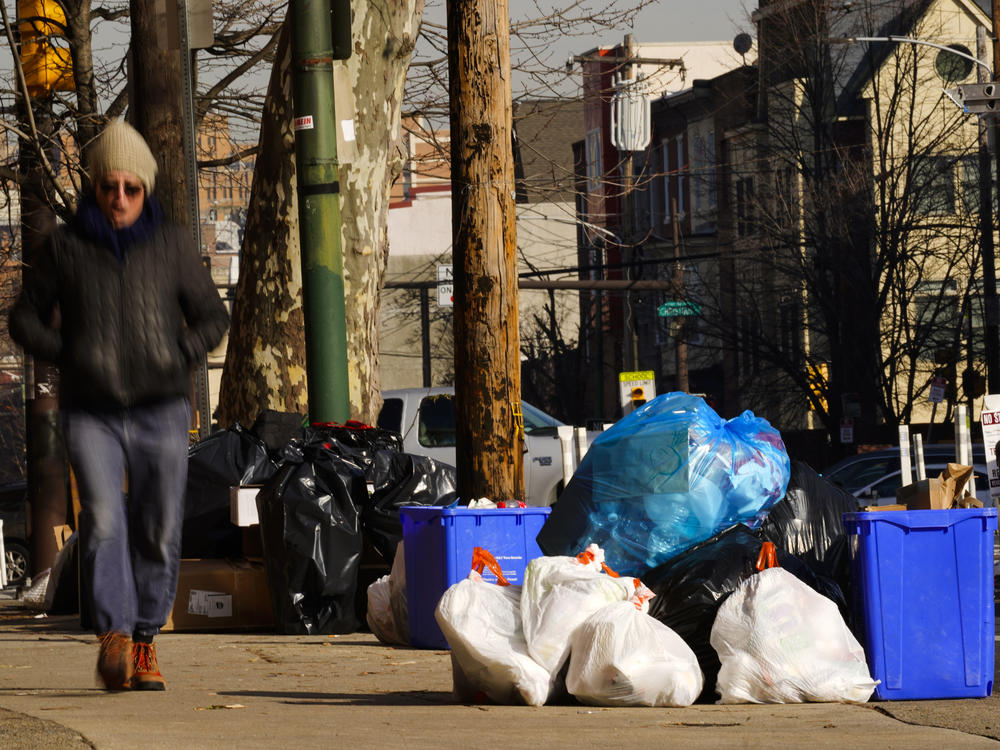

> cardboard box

[
  {"left": 229, "top": 485, "right": 262, "bottom": 527},
  {"left": 241, "top": 526, "right": 263, "bottom": 558},
  {"left": 895, "top": 472, "right": 978, "bottom": 510},
  {"left": 863, "top": 504, "right": 907, "bottom": 512},
  {"left": 896, "top": 478, "right": 947, "bottom": 510},
  {"left": 163, "top": 558, "right": 274, "bottom": 632}
]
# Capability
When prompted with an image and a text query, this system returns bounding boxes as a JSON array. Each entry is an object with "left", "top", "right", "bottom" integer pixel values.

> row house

[
  {"left": 583, "top": 0, "right": 992, "bottom": 448},
  {"left": 572, "top": 36, "right": 746, "bottom": 420}
]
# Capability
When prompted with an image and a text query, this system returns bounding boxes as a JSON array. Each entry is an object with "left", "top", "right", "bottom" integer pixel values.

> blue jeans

[{"left": 64, "top": 397, "right": 191, "bottom": 638}]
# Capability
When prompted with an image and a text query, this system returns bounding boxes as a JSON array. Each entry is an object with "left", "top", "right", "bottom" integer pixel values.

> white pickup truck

[{"left": 376, "top": 387, "right": 598, "bottom": 506}]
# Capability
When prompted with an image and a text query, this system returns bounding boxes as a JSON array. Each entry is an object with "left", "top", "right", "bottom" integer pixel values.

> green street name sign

[{"left": 657, "top": 300, "right": 701, "bottom": 317}]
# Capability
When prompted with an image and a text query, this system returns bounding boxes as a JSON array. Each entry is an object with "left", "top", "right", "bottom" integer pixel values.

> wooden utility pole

[{"left": 447, "top": 0, "right": 523, "bottom": 503}]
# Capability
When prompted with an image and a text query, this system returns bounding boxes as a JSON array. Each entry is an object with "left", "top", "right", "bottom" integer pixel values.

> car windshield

[
  {"left": 414, "top": 394, "right": 564, "bottom": 447},
  {"left": 522, "top": 401, "right": 564, "bottom": 434},
  {"left": 825, "top": 457, "right": 900, "bottom": 492}
]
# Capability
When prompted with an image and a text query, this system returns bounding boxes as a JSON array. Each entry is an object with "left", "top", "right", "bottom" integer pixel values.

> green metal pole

[{"left": 289, "top": 0, "right": 350, "bottom": 423}]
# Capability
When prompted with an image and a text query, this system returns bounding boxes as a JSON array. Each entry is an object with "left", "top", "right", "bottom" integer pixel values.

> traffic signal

[
  {"left": 630, "top": 387, "right": 647, "bottom": 409},
  {"left": 962, "top": 367, "right": 987, "bottom": 399},
  {"left": 17, "top": 0, "right": 74, "bottom": 98},
  {"left": 944, "top": 83, "right": 1000, "bottom": 115}
]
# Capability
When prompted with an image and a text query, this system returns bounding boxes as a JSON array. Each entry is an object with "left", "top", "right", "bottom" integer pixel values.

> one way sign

[{"left": 437, "top": 264, "right": 453, "bottom": 307}]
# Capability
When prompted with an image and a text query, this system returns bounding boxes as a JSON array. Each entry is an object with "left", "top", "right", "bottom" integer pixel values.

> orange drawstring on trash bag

[
  {"left": 470, "top": 547, "right": 511, "bottom": 586},
  {"left": 755, "top": 541, "right": 779, "bottom": 571}
]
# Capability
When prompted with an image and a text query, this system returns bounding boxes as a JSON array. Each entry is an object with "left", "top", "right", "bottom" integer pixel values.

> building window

[
  {"left": 774, "top": 167, "right": 796, "bottom": 225},
  {"left": 585, "top": 129, "right": 602, "bottom": 192},
  {"left": 648, "top": 141, "right": 665, "bottom": 227},
  {"left": 676, "top": 135, "right": 686, "bottom": 219},
  {"left": 911, "top": 156, "right": 955, "bottom": 215},
  {"left": 779, "top": 300, "right": 801, "bottom": 361},
  {"left": 662, "top": 138, "right": 672, "bottom": 222},
  {"left": 914, "top": 279, "right": 959, "bottom": 359},
  {"left": 958, "top": 155, "right": 995, "bottom": 214},
  {"left": 740, "top": 313, "right": 761, "bottom": 377},
  {"left": 736, "top": 176, "right": 755, "bottom": 237},
  {"left": 691, "top": 129, "right": 716, "bottom": 230}
]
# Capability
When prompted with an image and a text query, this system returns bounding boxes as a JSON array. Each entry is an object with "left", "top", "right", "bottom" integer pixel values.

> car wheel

[{"left": 4, "top": 541, "right": 29, "bottom": 587}]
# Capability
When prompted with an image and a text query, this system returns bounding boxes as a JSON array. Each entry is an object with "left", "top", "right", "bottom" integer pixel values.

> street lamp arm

[{"left": 835, "top": 35, "right": 992, "bottom": 78}]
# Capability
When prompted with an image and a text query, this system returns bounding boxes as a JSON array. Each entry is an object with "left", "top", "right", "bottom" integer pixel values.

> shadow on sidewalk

[{"left": 218, "top": 689, "right": 454, "bottom": 706}]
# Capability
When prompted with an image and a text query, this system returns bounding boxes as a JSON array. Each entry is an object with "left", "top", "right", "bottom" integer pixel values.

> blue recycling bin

[{"left": 843, "top": 508, "right": 997, "bottom": 700}]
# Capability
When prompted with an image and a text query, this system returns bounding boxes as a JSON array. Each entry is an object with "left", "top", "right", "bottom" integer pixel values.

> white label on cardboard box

[{"left": 188, "top": 589, "right": 233, "bottom": 618}]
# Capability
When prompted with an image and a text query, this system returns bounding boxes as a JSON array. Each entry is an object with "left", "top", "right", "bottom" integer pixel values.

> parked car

[
  {"left": 0, "top": 480, "right": 29, "bottom": 587},
  {"left": 377, "top": 387, "right": 599, "bottom": 506},
  {"left": 822, "top": 445, "right": 991, "bottom": 507}
]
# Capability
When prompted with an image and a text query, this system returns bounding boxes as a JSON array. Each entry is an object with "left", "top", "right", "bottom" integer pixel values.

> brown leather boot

[
  {"left": 131, "top": 641, "right": 166, "bottom": 691},
  {"left": 97, "top": 632, "right": 134, "bottom": 690}
]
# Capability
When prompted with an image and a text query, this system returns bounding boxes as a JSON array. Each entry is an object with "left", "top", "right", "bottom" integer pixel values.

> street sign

[
  {"left": 657, "top": 300, "right": 701, "bottom": 317},
  {"left": 981, "top": 394, "right": 1000, "bottom": 502},
  {"left": 840, "top": 418, "right": 854, "bottom": 444},
  {"left": 437, "top": 264, "right": 453, "bottom": 307},
  {"left": 929, "top": 375, "right": 946, "bottom": 403},
  {"left": 619, "top": 370, "right": 656, "bottom": 414}
]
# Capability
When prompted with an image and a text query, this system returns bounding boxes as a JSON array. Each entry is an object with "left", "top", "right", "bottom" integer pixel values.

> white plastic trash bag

[
  {"left": 366, "top": 541, "right": 408, "bottom": 645},
  {"left": 521, "top": 544, "right": 653, "bottom": 675},
  {"left": 566, "top": 600, "right": 703, "bottom": 707},
  {"left": 366, "top": 575, "right": 405, "bottom": 645},
  {"left": 434, "top": 550, "right": 553, "bottom": 706},
  {"left": 388, "top": 540, "right": 408, "bottom": 642},
  {"left": 710, "top": 566, "right": 877, "bottom": 704}
]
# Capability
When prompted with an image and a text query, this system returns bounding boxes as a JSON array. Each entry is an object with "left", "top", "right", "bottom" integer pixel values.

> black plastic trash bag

[
  {"left": 363, "top": 450, "right": 458, "bottom": 560},
  {"left": 183, "top": 424, "right": 278, "bottom": 557},
  {"left": 643, "top": 525, "right": 846, "bottom": 704},
  {"left": 256, "top": 443, "right": 367, "bottom": 634},
  {"left": 758, "top": 461, "right": 859, "bottom": 600},
  {"left": 537, "top": 392, "right": 790, "bottom": 577},
  {"left": 250, "top": 409, "right": 306, "bottom": 455},
  {"left": 302, "top": 421, "right": 403, "bottom": 478}
]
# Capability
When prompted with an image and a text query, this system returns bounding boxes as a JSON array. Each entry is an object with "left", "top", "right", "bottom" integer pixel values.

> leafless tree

[{"left": 687, "top": 0, "right": 983, "bottom": 443}]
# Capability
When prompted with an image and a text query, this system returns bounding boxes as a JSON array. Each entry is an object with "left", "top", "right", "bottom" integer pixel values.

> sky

[{"left": 599, "top": 0, "right": 754, "bottom": 46}]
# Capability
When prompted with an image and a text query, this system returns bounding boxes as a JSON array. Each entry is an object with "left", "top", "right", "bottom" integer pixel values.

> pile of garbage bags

[
  {"left": 184, "top": 411, "right": 458, "bottom": 635},
  {"left": 428, "top": 541, "right": 874, "bottom": 707},
  {"left": 367, "top": 392, "right": 877, "bottom": 706},
  {"left": 436, "top": 544, "right": 704, "bottom": 707}
]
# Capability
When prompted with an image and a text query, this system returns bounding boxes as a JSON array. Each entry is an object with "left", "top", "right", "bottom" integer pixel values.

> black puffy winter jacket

[{"left": 9, "top": 215, "right": 230, "bottom": 410}]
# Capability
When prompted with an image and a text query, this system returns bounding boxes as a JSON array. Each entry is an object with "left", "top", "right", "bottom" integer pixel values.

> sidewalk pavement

[{"left": 0, "top": 597, "right": 999, "bottom": 750}]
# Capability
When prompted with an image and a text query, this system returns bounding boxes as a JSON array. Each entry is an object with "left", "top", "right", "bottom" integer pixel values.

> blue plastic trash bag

[{"left": 536, "top": 392, "right": 791, "bottom": 576}]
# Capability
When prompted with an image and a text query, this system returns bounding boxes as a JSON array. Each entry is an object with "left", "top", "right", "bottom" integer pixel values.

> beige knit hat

[{"left": 87, "top": 119, "right": 158, "bottom": 194}]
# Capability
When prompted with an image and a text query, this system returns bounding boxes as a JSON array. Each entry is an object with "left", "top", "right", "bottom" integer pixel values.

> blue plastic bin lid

[
  {"left": 843, "top": 506, "right": 997, "bottom": 528},
  {"left": 399, "top": 505, "right": 552, "bottom": 520}
]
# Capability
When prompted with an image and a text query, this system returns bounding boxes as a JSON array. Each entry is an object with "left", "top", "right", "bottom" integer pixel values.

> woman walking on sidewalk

[{"left": 9, "top": 119, "right": 230, "bottom": 690}]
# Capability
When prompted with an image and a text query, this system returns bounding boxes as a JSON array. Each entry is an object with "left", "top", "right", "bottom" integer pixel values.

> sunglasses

[{"left": 98, "top": 181, "right": 144, "bottom": 198}]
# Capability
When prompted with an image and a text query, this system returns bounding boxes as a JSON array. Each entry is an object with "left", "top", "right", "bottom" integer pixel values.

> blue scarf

[{"left": 74, "top": 193, "right": 164, "bottom": 263}]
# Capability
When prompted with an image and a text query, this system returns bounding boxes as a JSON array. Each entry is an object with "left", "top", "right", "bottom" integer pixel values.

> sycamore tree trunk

[
  {"left": 341, "top": 0, "right": 424, "bottom": 422},
  {"left": 217, "top": 2, "right": 423, "bottom": 427}
]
